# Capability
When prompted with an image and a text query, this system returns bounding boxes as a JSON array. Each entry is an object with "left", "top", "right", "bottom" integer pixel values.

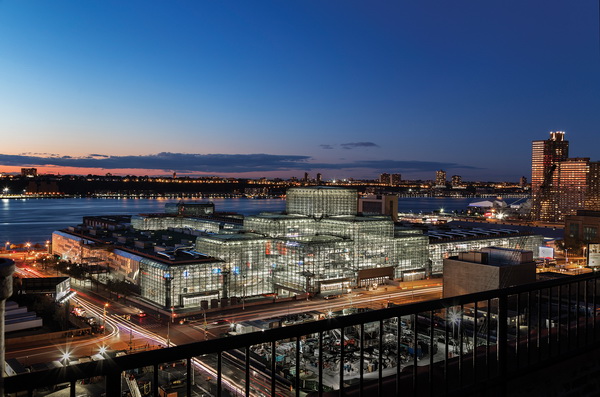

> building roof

[{"left": 55, "top": 227, "right": 221, "bottom": 267}]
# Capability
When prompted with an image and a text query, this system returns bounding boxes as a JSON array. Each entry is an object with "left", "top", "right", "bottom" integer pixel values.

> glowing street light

[
  {"left": 448, "top": 308, "right": 461, "bottom": 353},
  {"left": 61, "top": 351, "right": 71, "bottom": 366},
  {"left": 103, "top": 303, "right": 109, "bottom": 333}
]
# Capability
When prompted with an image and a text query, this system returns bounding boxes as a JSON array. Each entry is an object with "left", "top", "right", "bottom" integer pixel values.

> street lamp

[
  {"left": 448, "top": 308, "right": 461, "bottom": 353},
  {"left": 61, "top": 351, "right": 71, "bottom": 366},
  {"left": 242, "top": 283, "right": 247, "bottom": 310},
  {"left": 103, "top": 303, "right": 109, "bottom": 333},
  {"left": 200, "top": 307, "right": 208, "bottom": 340}
]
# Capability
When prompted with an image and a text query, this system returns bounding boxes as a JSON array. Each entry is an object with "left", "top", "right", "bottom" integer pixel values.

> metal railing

[{"left": 6, "top": 271, "right": 600, "bottom": 396}]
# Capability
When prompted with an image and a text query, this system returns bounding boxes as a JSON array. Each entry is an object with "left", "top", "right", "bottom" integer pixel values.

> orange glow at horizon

[
  {"left": 0, "top": 165, "right": 175, "bottom": 177},
  {"left": 0, "top": 165, "right": 298, "bottom": 179}
]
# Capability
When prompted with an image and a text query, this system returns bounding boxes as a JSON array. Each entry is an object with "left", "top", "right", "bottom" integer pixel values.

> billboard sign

[
  {"left": 589, "top": 244, "right": 600, "bottom": 267},
  {"left": 538, "top": 246, "right": 554, "bottom": 259}
]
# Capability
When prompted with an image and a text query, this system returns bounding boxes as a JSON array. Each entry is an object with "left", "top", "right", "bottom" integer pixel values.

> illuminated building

[
  {"left": 358, "top": 194, "right": 399, "bottom": 221},
  {"left": 52, "top": 190, "right": 543, "bottom": 311},
  {"left": 426, "top": 227, "right": 543, "bottom": 275},
  {"left": 435, "top": 170, "right": 447, "bottom": 188},
  {"left": 285, "top": 186, "right": 357, "bottom": 217},
  {"left": 532, "top": 132, "right": 600, "bottom": 222},
  {"left": 52, "top": 227, "right": 226, "bottom": 310},
  {"left": 520, "top": 176, "right": 528, "bottom": 188},
  {"left": 20, "top": 168, "right": 37, "bottom": 177},
  {"left": 531, "top": 131, "right": 569, "bottom": 222},
  {"left": 164, "top": 202, "right": 214, "bottom": 216},
  {"left": 564, "top": 210, "right": 600, "bottom": 256},
  {"left": 379, "top": 173, "right": 391, "bottom": 185}
]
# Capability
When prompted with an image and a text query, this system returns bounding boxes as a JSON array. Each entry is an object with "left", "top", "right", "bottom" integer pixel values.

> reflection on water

[{"left": 0, "top": 198, "right": 286, "bottom": 244}]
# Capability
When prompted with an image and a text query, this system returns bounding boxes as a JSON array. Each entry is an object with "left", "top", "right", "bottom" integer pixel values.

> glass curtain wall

[
  {"left": 131, "top": 215, "right": 222, "bottom": 233},
  {"left": 271, "top": 236, "right": 353, "bottom": 294},
  {"left": 195, "top": 234, "right": 272, "bottom": 298},
  {"left": 429, "top": 234, "right": 544, "bottom": 275}
]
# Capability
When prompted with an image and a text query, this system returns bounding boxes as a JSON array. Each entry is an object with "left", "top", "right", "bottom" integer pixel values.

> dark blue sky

[{"left": 1, "top": 1, "right": 599, "bottom": 181}]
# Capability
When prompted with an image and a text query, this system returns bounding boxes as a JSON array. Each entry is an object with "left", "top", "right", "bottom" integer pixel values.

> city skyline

[{"left": 1, "top": 1, "right": 600, "bottom": 181}]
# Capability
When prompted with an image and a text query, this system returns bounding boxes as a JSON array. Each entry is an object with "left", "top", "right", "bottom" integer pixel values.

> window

[
  {"left": 583, "top": 226, "right": 598, "bottom": 242},
  {"left": 569, "top": 223, "right": 579, "bottom": 238}
]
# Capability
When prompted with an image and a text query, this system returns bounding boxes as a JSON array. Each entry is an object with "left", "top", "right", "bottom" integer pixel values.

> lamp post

[
  {"left": 167, "top": 320, "right": 171, "bottom": 347},
  {"left": 103, "top": 303, "right": 109, "bottom": 333},
  {"left": 449, "top": 308, "right": 461, "bottom": 354},
  {"left": 200, "top": 307, "right": 208, "bottom": 340},
  {"left": 242, "top": 283, "right": 247, "bottom": 310}
]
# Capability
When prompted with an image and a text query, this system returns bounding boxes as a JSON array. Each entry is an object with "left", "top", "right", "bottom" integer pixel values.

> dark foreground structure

[{"left": 7, "top": 271, "right": 600, "bottom": 396}]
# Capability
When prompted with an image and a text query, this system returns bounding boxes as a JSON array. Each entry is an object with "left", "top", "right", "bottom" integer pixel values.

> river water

[{"left": 0, "top": 197, "right": 482, "bottom": 245}]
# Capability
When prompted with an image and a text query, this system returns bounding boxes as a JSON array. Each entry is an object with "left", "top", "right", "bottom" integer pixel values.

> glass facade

[
  {"left": 270, "top": 235, "right": 353, "bottom": 294},
  {"left": 244, "top": 214, "right": 317, "bottom": 238},
  {"left": 195, "top": 233, "right": 272, "bottom": 299},
  {"left": 139, "top": 257, "right": 223, "bottom": 309},
  {"left": 393, "top": 230, "right": 430, "bottom": 278},
  {"left": 131, "top": 215, "right": 223, "bottom": 233},
  {"left": 286, "top": 186, "right": 358, "bottom": 216},
  {"left": 428, "top": 234, "right": 544, "bottom": 275}
]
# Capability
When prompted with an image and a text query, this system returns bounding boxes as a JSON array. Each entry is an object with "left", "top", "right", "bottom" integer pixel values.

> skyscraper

[
  {"left": 531, "top": 131, "right": 569, "bottom": 221},
  {"left": 531, "top": 132, "right": 600, "bottom": 222}
]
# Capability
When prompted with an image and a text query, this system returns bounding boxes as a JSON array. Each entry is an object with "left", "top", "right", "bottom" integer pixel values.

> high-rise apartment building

[
  {"left": 20, "top": 168, "right": 37, "bottom": 177},
  {"left": 520, "top": 176, "right": 528, "bottom": 188},
  {"left": 451, "top": 175, "right": 462, "bottom": 188},
  {"left": 435, "top": 170, "right": 447, "bottom": 187},
  {"left": 379, "top": 173, "right": 391, "bottom": 185},
  {"left": 531, "top": 132, "right": 600, "bottom": 222},
  {"left": 391, "top": 173, "right": 401, "bottom": 185}
]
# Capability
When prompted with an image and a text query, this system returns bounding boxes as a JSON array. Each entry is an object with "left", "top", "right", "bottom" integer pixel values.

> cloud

[
  {"left": 0, "top": 152, "right": 479, "bottom": 174},
  {"left": 0, "top": 152, "right": 311, "bottom": 173},
  {"left": 319, "top": 144, "right": 334, "bottom": 150},
  {"left": 340, "top": 142, "right": 379, "bottom": 150}
]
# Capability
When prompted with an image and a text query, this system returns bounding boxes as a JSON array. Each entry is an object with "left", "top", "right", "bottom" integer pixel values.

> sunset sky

[{"left": 1, "top": 1, "right": 599, "bottom": 181}]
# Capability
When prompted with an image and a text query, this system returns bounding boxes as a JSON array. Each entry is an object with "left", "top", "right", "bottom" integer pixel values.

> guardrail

[{"left": 5, "top": 271, "right": 600, "bottom": 396}]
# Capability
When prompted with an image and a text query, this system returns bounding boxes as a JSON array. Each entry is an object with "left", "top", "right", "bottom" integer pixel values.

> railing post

[
  {"left": 187, "top": 357, "right": 192, "bottom": 397},
  {"left": 498, "top": 294, "right": 508, "bottom": 396},
  {"left": 153, "top": 363, "right": 159, "bottom": 397},
  {"left": 105, "top": 370, "right": 121, "bottom": 397},
  {"left": 246, "top": 346, "right": 251, "bottom": 397}
]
